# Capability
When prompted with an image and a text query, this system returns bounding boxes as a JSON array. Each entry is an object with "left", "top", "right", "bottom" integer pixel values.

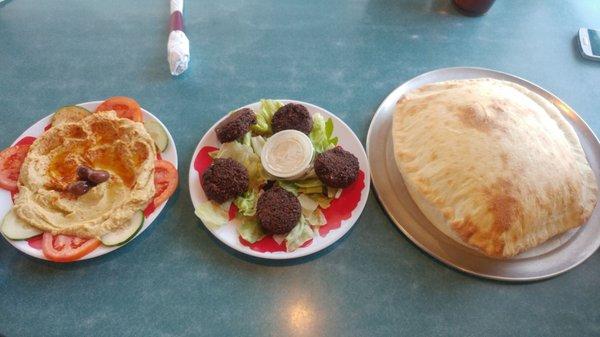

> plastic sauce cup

[{"left": 261, "top": 130, "right": 314, "bottom": 180}]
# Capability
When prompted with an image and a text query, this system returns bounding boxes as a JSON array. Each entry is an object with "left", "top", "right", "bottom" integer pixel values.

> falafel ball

[
  {"left": 314, "top": 147, "right": 359, "bottom": 188},
  {"left": 201, "top": 158, "right": 249, "bottom": 203},
  {"left": 215, "top": 108, "right": 257, "bottom": 143},
  {"left": 271, "top": 103, "right": 313, "bottom": 135},
  {"left": 256, "top": 186, "right": 301, "bottom": 234}
]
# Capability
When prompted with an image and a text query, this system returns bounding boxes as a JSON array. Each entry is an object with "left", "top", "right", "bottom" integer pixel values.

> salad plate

[
  {"left": 0, "top": 100, "right": 178, "bottom": 262},
  {"left": 189, "top": 99, "right": 370, "bottom": 259}
]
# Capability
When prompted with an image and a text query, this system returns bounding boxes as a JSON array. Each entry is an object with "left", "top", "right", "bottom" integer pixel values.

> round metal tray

[{"left": 367, "top": 67, "right": 600, "bottom": 281}]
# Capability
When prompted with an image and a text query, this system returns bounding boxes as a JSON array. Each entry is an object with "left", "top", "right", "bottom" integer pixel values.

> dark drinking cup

[{"left": 452, "top": 0, "right": 496, "bottom": 16}]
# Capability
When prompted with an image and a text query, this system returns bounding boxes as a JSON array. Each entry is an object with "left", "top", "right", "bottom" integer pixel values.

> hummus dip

[{"left": 13, "top": 111, "right": 156, "bottom": 239}]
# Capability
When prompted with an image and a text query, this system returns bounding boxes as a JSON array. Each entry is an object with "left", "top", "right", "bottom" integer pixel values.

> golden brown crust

[{"left": 393, "top": 78, "right": 598, "bottom": 258}]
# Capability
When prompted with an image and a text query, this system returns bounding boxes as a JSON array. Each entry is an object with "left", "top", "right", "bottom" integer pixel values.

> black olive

[
  {"left": 76, "top": 165, "right": 92, "bottom": 181},
  {"left": 87, "top": 170, "right": 110, "bottom": 184},
  {"left": 67, "top": 181, "right": 91, "bottom": 196}
]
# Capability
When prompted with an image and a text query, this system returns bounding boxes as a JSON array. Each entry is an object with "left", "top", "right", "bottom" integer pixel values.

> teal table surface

[{"left": 1, "top": 1, "right": 600, "bottom": 336}]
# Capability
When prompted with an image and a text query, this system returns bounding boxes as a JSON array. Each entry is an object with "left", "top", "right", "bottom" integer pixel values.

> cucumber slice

[
  {"left": 144, "top": 120, "right": 169, "bottom": 152},
  {"left": 101, "top": 211, "right": 144, "bottom": 246},
  {"left": 1, "top": 209, "right": 42, "bottom": 240},
  {"left": 52, "top": 106, "right": 91, "bottom": 127}
]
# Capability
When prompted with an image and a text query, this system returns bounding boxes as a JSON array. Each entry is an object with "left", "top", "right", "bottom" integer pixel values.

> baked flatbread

[{"left": 392, "top": 78, "right": 598, "bottom": 258}]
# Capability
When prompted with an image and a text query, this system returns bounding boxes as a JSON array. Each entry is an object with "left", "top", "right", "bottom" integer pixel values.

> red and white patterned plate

[{"left": 188, "top": 100, "right": 370, "bottom": 260}]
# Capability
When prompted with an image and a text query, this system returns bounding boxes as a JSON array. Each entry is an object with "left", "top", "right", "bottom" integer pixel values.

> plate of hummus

[
  {"left": 368, "top": 67, "right": 600, "bottom": 281},
  {"left": 0, "top": 97, "right": 179, "bottom": 262},
  {"left": 190, "top": 99, "right": 370, "bottom": 259}
]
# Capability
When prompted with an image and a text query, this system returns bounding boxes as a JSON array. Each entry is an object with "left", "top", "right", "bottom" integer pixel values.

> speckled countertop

[{"left": 1, "top": 1, "right": 599, "bottom": 336}]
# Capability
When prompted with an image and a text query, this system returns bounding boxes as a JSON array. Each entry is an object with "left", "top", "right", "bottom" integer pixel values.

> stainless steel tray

[{"left": 367, "top": 67, "right": 600, "bottom": 281}]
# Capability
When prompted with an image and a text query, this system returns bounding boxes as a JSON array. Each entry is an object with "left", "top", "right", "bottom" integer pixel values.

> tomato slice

[
  {"left": 0, "top": 144, "right": 31, "bottom": 192},
  {"left": 42, "top": 233, "right": 101, "bottom": 262},
  {"left": 153, "top": 160, "right": 178, "bottom": 206},
  {"left": 95, "top": 96, "right": 143, "bottom": 122}
]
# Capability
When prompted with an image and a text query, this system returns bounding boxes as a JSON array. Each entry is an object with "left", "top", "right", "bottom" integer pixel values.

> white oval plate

[
  {"left": 367, "top": 67, "right": 600, "bottom": 281},
  {"left": 189, "top": 100, "right": 370, "bottom": 260},
  {"left": 0, "top": 101, "right": 178, "bottom": 261}
]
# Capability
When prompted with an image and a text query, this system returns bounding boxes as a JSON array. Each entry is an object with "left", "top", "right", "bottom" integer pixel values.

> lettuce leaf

[
  {"left": 279, "top": 178, "right": 324, "bottom": 195},
  {"left": 327, "top": 186, "right": 342, "bottom": 199},
  {"left": 297, "top": 193, "right": 319, "bottom": 212},
  {"left": 309, "top": 113, "right": 338, "bottom": 153},
  {"left": 242, "top": 131, "right": 252, "bottom": 147},
  {"left": 251, "top": 99, "right": 284, "bottom": 135},
  {"left": 272, "top": 234, "right": 286, "bottom": 245},
  {"left": 212, "top": 141, "right": 268, "bottom": 188},
  {"left": 220, "top": 200, "right": 233, "bottom": 213},
  {"left": 238, "top": 218, "right": 266, "bottom": 243},
  {"left": 298, "top": 186, "right": 323, "bottom": 195},
  {"left": 234, "top": 189, "right": 259, "bottom": 217},
  {"left": 277, "top": 180, "right": 298, "bottom": 196},
  {"left": 304, "top": 208, "right": 327, "bottom": 227},
  {"left": 294, "top": 178, "right": 322, "bottom": 188},
  {"left": 285, "top": 216, "right": 313, "bottom": 252},
  {"left": 306, "top": 193, "right": 333, "bottom": 209},
  {"left": 250, "top": 135, "right": 266, "bottom": 156},
  {"left": 298, "top": 194, "right": 327, "bottom": 227},
  {"left": 194, "top": 201, "right": 229, "bottom": 230}
]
